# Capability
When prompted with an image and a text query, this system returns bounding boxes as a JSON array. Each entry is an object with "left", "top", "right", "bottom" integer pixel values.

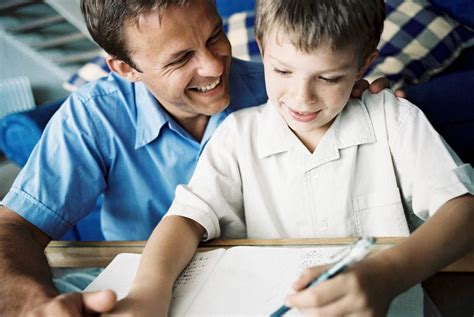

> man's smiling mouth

[{"left": 188, "top": 78, "right": 221, "bottom": 92}]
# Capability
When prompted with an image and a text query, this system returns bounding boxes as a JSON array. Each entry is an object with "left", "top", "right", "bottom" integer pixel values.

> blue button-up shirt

[{"left": 2, "top": 58, "right": 267, "bottom": 240}]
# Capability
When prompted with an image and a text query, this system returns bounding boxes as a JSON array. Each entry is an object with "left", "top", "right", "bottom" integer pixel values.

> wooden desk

[{"left": 45, "top": 237, "right": 474, "bottom": 316}]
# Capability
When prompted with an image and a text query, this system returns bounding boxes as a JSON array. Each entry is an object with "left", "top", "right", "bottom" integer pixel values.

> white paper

[{"left": 84, "top": 246, "right": 423, "bottom": 316}]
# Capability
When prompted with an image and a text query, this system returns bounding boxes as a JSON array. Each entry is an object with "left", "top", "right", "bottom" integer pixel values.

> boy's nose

[
  {"left": 196, "top": 49, "right": 224, "bottom": 78},
  {"left": 292, "top": 80, "right": 318, "bottom": 106}
]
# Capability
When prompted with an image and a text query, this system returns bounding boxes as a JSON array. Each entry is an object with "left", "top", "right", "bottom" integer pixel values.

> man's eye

[
  {"left": 274, "top": 68, "right": 291, "bottom": 76},
  {"left": 208, "top": 28, "right": 224, "bottom": 45},
  {"left": 320, "top": 76, "right": 341, "bottom": 83},
  {"left": 170, "top": 52, "right": 191, "bottom": 66}
]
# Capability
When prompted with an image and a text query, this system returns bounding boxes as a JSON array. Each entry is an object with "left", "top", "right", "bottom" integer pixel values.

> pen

[{"left": 270, "top": 237, "right": 376, "bottom": 317}]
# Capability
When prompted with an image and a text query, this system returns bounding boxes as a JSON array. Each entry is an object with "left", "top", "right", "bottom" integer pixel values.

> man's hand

[
  {"left": 26, "top": 290, "right": 116, "bottom": 317},
  {"left": 352, "top": 77, "right": 406, "bottom": 98},
  {"left": 285, "top": 259, "right": 395, "bottom": 317}
]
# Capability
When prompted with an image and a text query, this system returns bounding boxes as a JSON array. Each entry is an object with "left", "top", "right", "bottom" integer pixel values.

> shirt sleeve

[
  {"left": 389, "top": 97, "right": 474, "bottom": 221},
  {"left": 166, "top": 115, "right": 246, "bottom": 241},
  {"left": 1, "top": 94, "right": 108, "bottom": 239}
]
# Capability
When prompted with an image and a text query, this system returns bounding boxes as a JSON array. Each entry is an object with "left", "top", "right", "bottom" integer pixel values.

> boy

[{"left": 112, "top": 0, "right": 474, "bottom": 315}]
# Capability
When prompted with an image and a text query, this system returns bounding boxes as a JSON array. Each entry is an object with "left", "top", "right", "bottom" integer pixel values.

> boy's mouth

[
  {"left": 188, "top": 78, "right": 221, "bottom": 93},
  {"left": 287, "top": 107, "right": 321, "bottom": 122}
]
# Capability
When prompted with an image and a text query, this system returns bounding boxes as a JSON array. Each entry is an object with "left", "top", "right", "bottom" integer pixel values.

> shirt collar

[
  {"left": 134, "top": 81, "right": 231, "bottom": 150},
  {"left": 134, "top": 82, "right": 170, "bottom": 149},
  {"left": 333, "top": 98, "right": 376, "bottom": 149},
  {"left": 257, "top": 101, "right": 295, "bottom": 158},
  {"left": 257, "top": 99, "right": 376, "bottom": 160}
]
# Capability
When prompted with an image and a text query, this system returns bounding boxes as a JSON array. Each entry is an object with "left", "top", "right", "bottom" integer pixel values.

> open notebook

[{"left": 84, "top": 246, "right": 423, "bottom": 316}]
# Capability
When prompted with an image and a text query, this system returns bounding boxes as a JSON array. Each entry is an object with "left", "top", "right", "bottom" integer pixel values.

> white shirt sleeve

[
  {"left": 388, "top": 97, "right": 474, "bottom": 220},
  {"left": 166, "top": 115, "right": 246, "bottom": 240}
]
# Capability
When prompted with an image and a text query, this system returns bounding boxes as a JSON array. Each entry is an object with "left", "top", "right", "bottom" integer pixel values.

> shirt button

[{"left": 308, "top": 170, "right": 318, "bottom": 178}]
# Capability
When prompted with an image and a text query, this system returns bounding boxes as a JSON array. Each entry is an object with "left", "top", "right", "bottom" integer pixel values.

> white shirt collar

[{"left": 257, "top": 99, "right": 376, "bottom": 169}]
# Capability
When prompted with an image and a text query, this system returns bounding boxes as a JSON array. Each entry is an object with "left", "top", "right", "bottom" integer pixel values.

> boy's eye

[
  {"left": 319, "top": 76, "right": 341, "bottom": 84},
  {"left": 273, "top": 68, "right": 291, "bottom": 76}
]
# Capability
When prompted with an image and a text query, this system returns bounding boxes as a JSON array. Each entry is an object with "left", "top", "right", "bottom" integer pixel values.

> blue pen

[{"left": 270, "top": 237, "right": 376, "bottom": 317}]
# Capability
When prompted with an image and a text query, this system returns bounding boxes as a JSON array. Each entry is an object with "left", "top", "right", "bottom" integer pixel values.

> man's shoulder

[{"left": 71, "top": 72, "right": 135, "bottom": 106}]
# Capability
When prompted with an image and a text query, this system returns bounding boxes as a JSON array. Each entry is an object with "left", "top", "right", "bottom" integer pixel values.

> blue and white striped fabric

[
  {"left": 364, "top": 0, "right": 474, "bottom": 89},
  {"left": 0, "top": 76, "right": 35, "bottom": 118},
  {"left": 63, "top": 10, "right": 260, "bottom": 92}
]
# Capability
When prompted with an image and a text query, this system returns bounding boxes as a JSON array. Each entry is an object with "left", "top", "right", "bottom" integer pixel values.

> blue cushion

[
  {"left": 215, "top": 0, "right": 255, "bottom": 18},
  {"left": 405, "top": 68, "right": 474, "bottom": 165},
  {"left": 365, "top": 0, "right": 474, "bottom": 89},
  {"left": 431, "top": 0, "right": 474, "bottom": 30},
  {"left": 0, "top": 99, "right": 62, "bottom": 166}
]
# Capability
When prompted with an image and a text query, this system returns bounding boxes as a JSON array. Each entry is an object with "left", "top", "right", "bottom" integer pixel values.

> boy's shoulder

[
  {"left": 358, "top": 89, "right": 423, "bottom": 129},
  {"left": 226, "top": 103, "right": 267, "bottom": 124},
  {"left": 215, "top": 103, "right": 266, "bottom": 134}
]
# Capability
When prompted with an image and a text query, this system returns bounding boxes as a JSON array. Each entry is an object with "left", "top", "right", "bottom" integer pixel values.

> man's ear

[
  {"left": 106, "top": 57, "right": 142, "bottom": 82},
  {"left": 356, "top": 50, "right": 379, "bottom": 79}
]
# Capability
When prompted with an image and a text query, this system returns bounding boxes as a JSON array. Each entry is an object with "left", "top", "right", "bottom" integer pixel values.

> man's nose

[{"left": 196, "top": 49, "right": 223, "bottom": 77}]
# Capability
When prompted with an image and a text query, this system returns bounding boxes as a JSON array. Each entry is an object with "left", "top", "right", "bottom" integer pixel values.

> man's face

[
  {"left": 260, "top": 31, "right": 365, "bottom": 144},
  {"left": 124, "top": 0, "right": 232, "bottom": 122}
]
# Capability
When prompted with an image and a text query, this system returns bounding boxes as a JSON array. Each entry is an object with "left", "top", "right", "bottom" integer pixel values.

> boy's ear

[
  {"left": 106, "top": 57, "right": 142, "bottom": 82},
  {"left": 356, "top": 50, "right": 379, "bottom": 79}
]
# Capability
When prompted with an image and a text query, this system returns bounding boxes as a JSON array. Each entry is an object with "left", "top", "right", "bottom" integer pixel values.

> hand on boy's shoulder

[{"left": 352, "top": 77, "right": 405, "bottom": 99}]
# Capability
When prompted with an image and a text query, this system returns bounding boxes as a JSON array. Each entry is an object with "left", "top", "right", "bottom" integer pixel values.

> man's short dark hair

[
  {"left": 81, "top": 0, "right": 214, "bottom": 71},
  {"left": 255, "top": 0, "right": 386, "bottom": 68}
]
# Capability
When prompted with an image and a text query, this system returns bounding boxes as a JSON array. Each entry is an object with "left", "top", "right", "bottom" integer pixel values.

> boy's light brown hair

[{"left": 255, "top": 0, "right": 386, "bottom": 68}]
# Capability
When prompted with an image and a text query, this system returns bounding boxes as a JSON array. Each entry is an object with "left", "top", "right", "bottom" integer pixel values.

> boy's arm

[
  {"left": 287, "top": 194, "right": 474, "bottom": 316},
  {"left": 110, "top": 215, "right": 205, "bottom": 316}
]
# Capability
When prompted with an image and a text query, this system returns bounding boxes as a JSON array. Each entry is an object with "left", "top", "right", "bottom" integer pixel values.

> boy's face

[{"left": 260, "top": 31, "right": 370, "bottom": 143}]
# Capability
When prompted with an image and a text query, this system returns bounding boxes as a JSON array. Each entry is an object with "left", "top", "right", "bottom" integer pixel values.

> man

[{"left": 0, "top": 0, "right": 393, "bottom": 315}]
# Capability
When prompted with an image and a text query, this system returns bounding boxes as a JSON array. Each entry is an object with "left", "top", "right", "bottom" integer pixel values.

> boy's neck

[{"left": 293, "top": 119, "right": 335, "bottom": 153}]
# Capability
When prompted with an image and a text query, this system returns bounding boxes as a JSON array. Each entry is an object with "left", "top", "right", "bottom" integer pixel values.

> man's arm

[
  {"left": 110, "top": 215, "right": 205, "bottom": 316},
  {"left": 0, "top": 206, "right": 116, "bottom": 316},
  {"left": 0, "top": 206, "right": 56, "bottom": 315},
  {"left": 287, "top": 194, "right": 474, "bottom": 316}
]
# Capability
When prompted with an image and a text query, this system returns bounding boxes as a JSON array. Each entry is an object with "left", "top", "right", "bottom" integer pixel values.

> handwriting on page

[
  {"left": 169, "top": 249, "right": 225, "bottom": 316},
  {"left": 299, "top": 247, "right": 346, "bottom": 272},
  {"left": 172, "top": 254, "right": 209, "bottom": 302},
  {"left": 263, "top": 247, "right": 346, "bottom": 304}
]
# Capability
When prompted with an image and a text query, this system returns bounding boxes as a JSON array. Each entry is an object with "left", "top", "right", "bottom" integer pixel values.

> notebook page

[
  {"left": 169, "top": 248, "right": 225, "bottom": 316},
  {"left": 186, "top": 246, "right": 344, "bottom": 316},
  {"left": 84, "top": 253, "right": 140, "bottom": 300},
  {"left": 83, "top": 249, "right": 225, "bottom": 314}
]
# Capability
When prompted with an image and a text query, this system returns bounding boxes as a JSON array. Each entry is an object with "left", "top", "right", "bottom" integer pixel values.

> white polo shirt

[{"left": 167, "top": 90, "right": 473, "bottom": 240}]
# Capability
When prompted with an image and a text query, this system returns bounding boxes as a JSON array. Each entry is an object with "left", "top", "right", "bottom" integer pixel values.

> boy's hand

[
  {"left": 286, "top": 261, "right": 394, "bottom": 317},
  {"left": 351, "top": 77, "right": 406, "bottom": 98}
]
